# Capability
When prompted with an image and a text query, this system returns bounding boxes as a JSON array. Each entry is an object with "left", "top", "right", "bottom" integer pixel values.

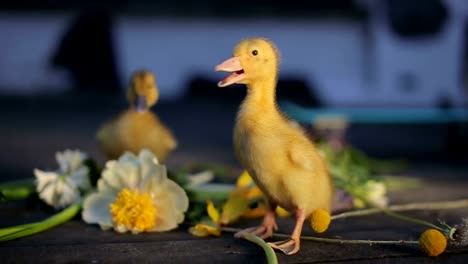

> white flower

[
  {"left": 56, "top": 149, "right": 91, "bottom": 191},
  {"left": 352, "top": 180, "right": 388, "bottom": 209},
  {"left": 364, "top": 180, "right": 388, "bottom": 208},
  {"left": 34, "top": 149, "right": 90, "bottom": 209},
  {"left": 82, "top": 149, "right": 189, "bottom": 234}
]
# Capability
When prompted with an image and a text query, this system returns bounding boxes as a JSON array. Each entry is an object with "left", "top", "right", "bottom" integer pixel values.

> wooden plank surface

[
  {"left": 1, "top": 94, "right": 467, "bottom": 263},
  {"left": 2, "top": 179, "right": 468, "bottom": 263}
]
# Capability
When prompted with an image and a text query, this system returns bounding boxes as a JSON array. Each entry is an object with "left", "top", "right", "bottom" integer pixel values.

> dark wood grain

[{"left": 1, "top": 95, "right": 467, "bottom": 263}]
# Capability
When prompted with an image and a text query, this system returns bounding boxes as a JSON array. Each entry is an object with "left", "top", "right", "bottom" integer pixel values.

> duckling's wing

[{"left": 286, "top": 138, "right": 315, "bottom": 171}]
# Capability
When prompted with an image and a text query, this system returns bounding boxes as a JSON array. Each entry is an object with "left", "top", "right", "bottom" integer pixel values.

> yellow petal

[
  {"left": 245, "top": 186, "right": 264, "bottom": 200},
  {"left": 242, "top": 204, "right": 267, "bottom": 218},
  {"left": 310, "top": 209, "right": 331, "bottom": 233},
  {"left": 189, "top": 224, "right": 221, "bottom": 237},
  {"left": 236, "top": 171, "right": 254, "bottom": 188},
  {"left": 275, "top": 206, "right": 291, "bottom": 217},
  {"left": 206, "top": 200, "right": 220, "bottom": 224},
  {"left": 219, "top": 191, "right": 250, "bottom": 225}
]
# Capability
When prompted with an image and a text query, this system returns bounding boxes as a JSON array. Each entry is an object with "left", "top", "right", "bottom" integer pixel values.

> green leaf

[{"left": 0, "top": 201, "right": 81, "bottom": 242}]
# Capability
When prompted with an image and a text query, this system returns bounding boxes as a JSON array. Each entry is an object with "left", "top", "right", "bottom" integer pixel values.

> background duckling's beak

[
  {"left": 135, "top": 95, "right": 147, "bottom": 112},
  {"left": 215, "top": 57, "right": 245, "bottom": 87}
]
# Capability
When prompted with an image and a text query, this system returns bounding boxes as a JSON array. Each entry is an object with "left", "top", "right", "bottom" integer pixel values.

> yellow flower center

[
  {"left": 310, "top": 209, "right": 331, "bottom": 233},
  {"left": 110, "top": 188, "right": 156, "bottom": 232},
  {"left": 419, "top": 229, "right": 447, "bottom": 257}
]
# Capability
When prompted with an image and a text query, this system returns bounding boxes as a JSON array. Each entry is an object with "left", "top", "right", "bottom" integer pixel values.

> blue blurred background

[
  {"left": 0, "top": 0, "right": 467, "bottom": 179},
  {"left": 1, "top": 0, "right": 468, "bottom": 106}
]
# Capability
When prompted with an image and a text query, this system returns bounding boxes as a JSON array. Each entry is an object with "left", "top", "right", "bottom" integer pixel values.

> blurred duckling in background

[
  {"left": 97, "top": 70, "right": 177, "bottom": 161},
  {"left": 215, "top": 38, "right": 333, "bottom": 255}
]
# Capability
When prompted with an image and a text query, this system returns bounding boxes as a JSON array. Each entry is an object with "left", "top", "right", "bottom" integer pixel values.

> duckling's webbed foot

[
  {"left": 268, "top": 238, "right": 300, "bottom": 255},
  {"left": 269, "top": 208, "right": 306, "bottom": 255},
  {"left": 234, "top": 208, "right": 278, "bottom": 239}
]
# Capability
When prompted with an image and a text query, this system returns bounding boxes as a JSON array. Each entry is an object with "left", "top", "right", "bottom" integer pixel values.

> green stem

[
  {"left": 0, "top": 201, "right": 82, "bottom": 242},
  {"left": 0, "top": 179, "right": 35, "bottom": 201},
  {"left": 331, "top": 199, "right": 468, "bottom": 220},
  {"left": 0, "top": 223, "right": 37, "bottom": 237},
  {"left": 381, "top": 209, "right": 443, "bottom": 232},
  {"left": 188, "top": 183, "right": 233, "bottom": 202},
  {"left": 221, "top": 227, "right": 418, "bottom": 246},
  {"left": 235, "top": 231, "right": 278, "bottom": 264}
]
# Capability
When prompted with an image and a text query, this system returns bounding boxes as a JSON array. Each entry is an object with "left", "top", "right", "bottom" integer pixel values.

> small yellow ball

[
  {"left": 309, "top": 209, "right": 331, "bottom": 233},
  {"left": 419, "top": 229, "right": 447, "bottom": 257}
]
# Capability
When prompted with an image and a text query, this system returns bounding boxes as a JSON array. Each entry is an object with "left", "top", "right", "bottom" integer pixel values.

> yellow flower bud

[
  {"left": 309, "top": 209, "right": 331, "bottom": 233},
  {"left": 419, "top": 229, "right": 447, "bottom": 257}
]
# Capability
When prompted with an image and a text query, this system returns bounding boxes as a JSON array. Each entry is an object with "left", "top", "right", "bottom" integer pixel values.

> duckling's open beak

[{"left": 215, "top": 57, "right": 245, "bottom": 87}]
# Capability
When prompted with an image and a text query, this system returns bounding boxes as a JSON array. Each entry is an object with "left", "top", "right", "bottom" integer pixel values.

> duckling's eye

[{"left": 252, "top": 50, "right": 258, "bottom": 56}]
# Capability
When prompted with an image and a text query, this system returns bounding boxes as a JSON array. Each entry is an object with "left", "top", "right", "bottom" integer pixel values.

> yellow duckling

[
  {"left": 215, "top": 38, "right": 333, "bottom": 255},
  {"left": 96, "top": 70, "right": 177, "bottom": 162}
]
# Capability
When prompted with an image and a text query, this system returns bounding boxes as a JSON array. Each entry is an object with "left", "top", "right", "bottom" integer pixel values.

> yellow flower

[
  {"left": 82, "top": 149, "right": 188, "bottom": 234},
  {"left": 310, "top": 209, "right": 331, "bottom": 233},
  {"left": 189, "top": 223, "right": 221, "bottom": 237},
  {"left": 419, "top": 229, "right": 447, "bottom": 256}
]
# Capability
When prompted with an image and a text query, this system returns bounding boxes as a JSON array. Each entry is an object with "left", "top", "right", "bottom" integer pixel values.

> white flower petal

[
  {"left": 151, "top": 200, "right": 180, "bottom": 232},
  {"left": 140, "top": 165, "right": 167, "bottom": 194},
  {"left": 34, "top": 169, "right": 59, "bottom": 192},
  {"left": 150, "top": 181, "right": 188, "bottom": 231},
  {"left": 165, "top": 180, "right": 189, "bottom": 213},
  {"left": 364, "top": 181, "right": 388, "bottom": 208},
  {"left": 118, "top": 151, "right": 138, "bottom": 165},
  {"left": 56, "top": 149, "right": 88, "bottom": 173},
  {"left": 97, "top": 177, "right": 118, "bottom": 193},
  {"left": 57, "top": 182, "right": 80, "bottom": 208},
  {"left": 38, "top": 178, "right": 79, "bottom": 209},
  {"left": 97, "top": 161, "right": 122, "bottom": 193},
  {"left": 68, "top": 166, "right": 91, "bottom": 191},
  {"left": 139, "top": 148, "right": 159, "bottom": 165},
  {"left": 38, "top": 180, "right": 58, "bottom": 206},
  {"left": 100, "top": 161, "right": 126, "bottom": 191},
  {"left": 82, "top": 191, "right": 115, "bottom": 229},
  {"left": 101, "top": 159, "right": 140, "bottom": 192},
  {"left": 116, "top": 162, "right": 140, "bottom": 189}
]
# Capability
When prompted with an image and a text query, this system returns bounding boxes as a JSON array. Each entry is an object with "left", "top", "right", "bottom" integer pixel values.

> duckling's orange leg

[
  {"left": 268, "top": 208, "right": 305, "bottom": 255},
  {"left": 234, "top": 203, "right": 278, "bottom": 239}
]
